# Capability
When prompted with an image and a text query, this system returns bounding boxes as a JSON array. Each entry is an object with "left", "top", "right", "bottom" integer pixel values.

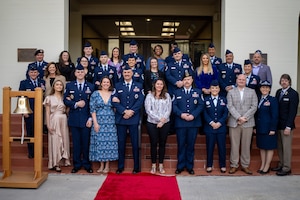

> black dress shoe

[
  {"left": 259, "top": 168, "right": 270, "bottom": 175},
  {"left": 28, "top": 154, "right": 34, "bottom": 159},
  {"left": 132, "top": 169, "right": 140, "bottom": 174},
  {"left": 175, "top": 169, "right": 183, "bottom": 174},
  {"left": 271, "top": 166, "right": 282, "bottom": 171},
  {"left": 276, "top": 170, "right": 291, "bottom": 176},
  {"left": 85, "top": 168, "right": 93, "bottom": 173},
  {"left": 116, "top": 169, "right": 124, "bottom": 174},
  {"left": 71, "top": 168, "right": 79, "bottom": 173},
  {"left": 188, "top": 169, "right": 195, "bottom": 175}
]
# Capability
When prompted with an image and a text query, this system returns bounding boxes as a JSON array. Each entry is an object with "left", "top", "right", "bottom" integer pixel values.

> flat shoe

[
  {"left": 206, "top": 167, "right": 212, "bottom": 173},
  {"left": 220, "top": 168, "right": 226, "bottom": 173},
  {"left": 55, "top": 166, "right": 62, "bottom": 173}
]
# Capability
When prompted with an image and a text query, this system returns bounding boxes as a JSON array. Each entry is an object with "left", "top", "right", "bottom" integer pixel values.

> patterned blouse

[{"left": 144, "top": 92, "right": 172, "bottom": 124}]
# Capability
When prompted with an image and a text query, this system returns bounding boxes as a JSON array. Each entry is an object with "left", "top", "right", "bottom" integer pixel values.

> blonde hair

[{"left": 196, "top": 53, "right": 213, "bottom": 76}]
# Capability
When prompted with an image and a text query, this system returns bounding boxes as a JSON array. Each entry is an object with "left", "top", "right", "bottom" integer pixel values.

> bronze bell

[{"left": 13, "top": 96, "right": 33, "bottom": 114}]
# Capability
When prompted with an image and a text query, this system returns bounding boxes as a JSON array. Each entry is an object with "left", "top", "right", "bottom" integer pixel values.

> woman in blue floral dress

[{"left": 89, "top": 76, "right": 118, "bottom": 173}]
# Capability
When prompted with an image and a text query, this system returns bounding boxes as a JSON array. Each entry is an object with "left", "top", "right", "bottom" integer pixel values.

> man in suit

[
  {"left": 112, "top": 65, "right": 144, "bottom": 174},
  {"left": 243, "top": 59, "right": 260, "bottom": 96},
  {"left": 172, "top": 71, "right": 204, "bottom": 175},
  {"left": 227, "top": 74, "right": 258, "bottom": 174},
  {"left": 93, "top": 50, "right": 118, "bottom": 87},
  {"left": 252, "top": 50, "right": 272, "bottom": 84},
  {"left": 122, "top": 40, "right": 145, "bottom": 71},
  {"left": 26, "top": 49, "right": 48, "bottom": 79},
  {"left": 165, "top": 47, "right": 194, "bottom": 96},
  {"left": 19, "top": 65, "right": 45, "bottom": 158},
  {"left": 208, "top": 43, "right": 222, "bottom": 70},
  {"left": 218, "top": 49, "right": 242, "bottom": 97},
  {"left": 272, "top": 74, "right": 299, "bottom": 176},
  {"left": 64, "top": 64, "right": 94, "bottom": 173}
]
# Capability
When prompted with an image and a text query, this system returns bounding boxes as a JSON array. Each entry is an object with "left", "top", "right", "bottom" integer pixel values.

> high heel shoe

[
  {"left": 150, "top": 164, "right": 156, "bottom": 174},
  {"left": 159, "top": 164, "right": 165, "bottom": 174},
  {"left": 103, "top": 168, "right": 110, "bottom": 174},
  {"left": 260, "top": 168, "right": 270, "bottom": 175}
]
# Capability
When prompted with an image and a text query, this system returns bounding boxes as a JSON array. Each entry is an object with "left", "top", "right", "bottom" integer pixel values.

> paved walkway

[{"left": 0, "top": 173, "right": 299, "bottom": 200}]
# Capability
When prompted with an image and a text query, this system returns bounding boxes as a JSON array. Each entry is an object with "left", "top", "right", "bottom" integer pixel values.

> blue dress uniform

[
  {"left": 246, "top": 73, "right": 260, "bottom": 95},
  {"left": 172, "top": 87, "right": 204, "bottom": 172},
  {"left": 255, "top": 94, "right": 278, "bottom": 150},
  {"left": 203, "top": 94, "right": 228, "bottom": 169},
  {"left": 119, "top": 66, "right": 144, "bottom": 85},
  {"left": 63, "top": 77, "right": 94, "bottom": 171},
  {"left": 93, "top": 64, "right": 118, "bottom": 86},
  {"left": 112, "top": 80, "right": 144, "bottom": 172},
  {"left": 218, "top": 62, "right": 242, "bottom": 97},
  {"left": 165, "top": 58, "right": 194, "bottom": 96},
  {"left": 210, "top": 57, "right": 222, "bottom": 70},
  {"left": 26, "top": 61, "right": 48, "bottom": 80},
  {"left": 19, "top": 72, "right": 45, "bottom": 158},
  {"left": 122, "top": 40, "right": 145, "bottom": 71},
  {"left": 123, "top": 53, "right": 145, "bottom": 71}
]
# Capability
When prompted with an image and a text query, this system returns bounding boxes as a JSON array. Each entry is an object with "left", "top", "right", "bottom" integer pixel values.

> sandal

[{"left": 159, "top": 164, "right": 165, "bottom": 174}]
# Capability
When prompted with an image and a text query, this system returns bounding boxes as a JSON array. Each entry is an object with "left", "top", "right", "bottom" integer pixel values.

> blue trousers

[
  {"left": 70, "top": 126, "right": 91, "bottom": 169},
  {"left": 117, "top": 124, "right": 140, "bottom": 170},
  {"left": 176, "top": 127, "right": 198, "bottom": 170},
  {"left": 25, "top": 114, "right": 34, "bottom": 157},
  {"left": 205, "top": 132, "right": 226, "bottom": 168}
]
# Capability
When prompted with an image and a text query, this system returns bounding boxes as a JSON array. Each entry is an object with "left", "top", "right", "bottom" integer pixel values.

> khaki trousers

[
  {"left": 229, "top": 126, "right": 253, "bottom": 168},
  {"left": 277, "top": 130, "right": 293, "bottom": 171}
]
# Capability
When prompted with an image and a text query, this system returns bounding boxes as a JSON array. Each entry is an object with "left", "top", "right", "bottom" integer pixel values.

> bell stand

[{"left": 0, "top": 87, "right": 48, "bottom": 188}]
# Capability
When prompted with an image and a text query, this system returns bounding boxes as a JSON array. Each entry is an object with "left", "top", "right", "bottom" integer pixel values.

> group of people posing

[{"left": 19, "top": 40, "right": 299, "bottom": 176}]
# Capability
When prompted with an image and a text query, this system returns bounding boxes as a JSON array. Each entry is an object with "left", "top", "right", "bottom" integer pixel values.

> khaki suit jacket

[{"left": 227, "top": 87, "right": 258, "bottom": 128}]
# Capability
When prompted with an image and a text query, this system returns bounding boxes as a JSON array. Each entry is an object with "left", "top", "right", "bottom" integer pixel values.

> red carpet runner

[{"left": 94, "top": 172, "right": 181, "bottom": 200}]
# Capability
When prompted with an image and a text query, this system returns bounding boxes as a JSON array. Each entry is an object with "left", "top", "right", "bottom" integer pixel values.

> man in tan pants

[{"left": 227, "top": 74, "right": 258, "bottom": 174}]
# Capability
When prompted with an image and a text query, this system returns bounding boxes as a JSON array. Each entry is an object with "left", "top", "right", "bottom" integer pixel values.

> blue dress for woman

[{"left": 89, "top": 91, "right": 118, "bottom": 161}]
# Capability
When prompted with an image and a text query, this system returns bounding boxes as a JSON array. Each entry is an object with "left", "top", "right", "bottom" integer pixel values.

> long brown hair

[
  {"left": 44, "top": 62, "right": 61, "bottom": 78},
  {"left": 49, "top": 80, "right": 64, "bottom": 96},
  {"left": 152, "top": 78, "right": 168, "bottom": 99}
]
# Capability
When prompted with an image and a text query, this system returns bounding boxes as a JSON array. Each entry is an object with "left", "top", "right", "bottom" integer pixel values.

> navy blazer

[
  {"left": 93, "top": 64, "right": 118, "bottom": 86},
  {"left": 19, "top": 78, "right": 46, "bottom": 110},
  {"left": 63, "top": 81, "right": 94, "bottom": 128},
  {"left": 255, "top": 95, "right": 278, "bottom": 134},
  {"left": 275, "top": 87, "right": 299, "bottom": 130},
  {"left": 246, "top": 73, "right": 260, "bottom": 95},
  {"left": 112, "top": 81, "right": 144, "bottom": 125},
  {"left": 172, "top": 87, "right": 204, "bottom": 128},
  {"left": 203, "top": 96, "right": 228, "bottom": 133}
]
